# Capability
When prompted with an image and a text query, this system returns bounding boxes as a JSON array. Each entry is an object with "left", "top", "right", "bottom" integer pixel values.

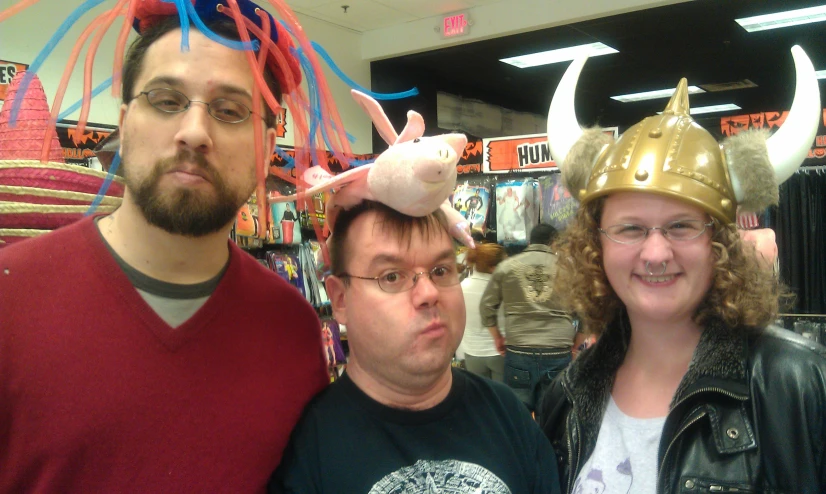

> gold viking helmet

[{"left": 547, "top": 45, "right": 821, "bottom": 223}]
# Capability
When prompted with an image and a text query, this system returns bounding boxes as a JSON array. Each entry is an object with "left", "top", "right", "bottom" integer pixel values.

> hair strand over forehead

[{"left": 329, "top": 201, "right": 450, "bottom": 276}]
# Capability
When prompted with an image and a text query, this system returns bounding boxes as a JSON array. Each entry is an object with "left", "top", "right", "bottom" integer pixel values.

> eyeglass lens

[
  {"left": 143, "top": 88, "right": 250, "bottom": 123},
  {"left": 602, "top": 219, "right": 710, "bottom": 243}
]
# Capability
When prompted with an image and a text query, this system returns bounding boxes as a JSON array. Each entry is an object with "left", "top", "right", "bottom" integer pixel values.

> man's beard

[{"left": 124, "top": 150, "right": 253, "bottom": 237}]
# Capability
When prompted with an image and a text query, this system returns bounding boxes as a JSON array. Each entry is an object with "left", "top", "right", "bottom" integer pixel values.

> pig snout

[
  {"left": 414, "top": 157, "right": 451, "bottom": 184},
  {"left": 443, "top": 133, "right": 468, "bottom": 156},
  {"left": 412, "top": 134, "right": 467, "bottom": 183}
]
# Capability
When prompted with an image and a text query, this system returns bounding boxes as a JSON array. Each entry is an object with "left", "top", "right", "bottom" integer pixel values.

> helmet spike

[{"left": 663, "top": 78, "right": 690, "bottom": 116}]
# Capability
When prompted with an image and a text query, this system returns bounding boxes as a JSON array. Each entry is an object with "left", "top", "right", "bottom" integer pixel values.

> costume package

[
  {"left": 298, "top": 191, "right": 329, "bottom": 230},
  {"left": 267, "top": 252, "right": 305, "bottom": 297},
  {"left": 495, "top": 180, "right": 539, "bottom": 245},
  {"left": 452, "top": 183, "right": 490, "bottom": 234},
  {"left": 235, "top": 202, "right": 260, "bottom": 238},
  {"left": 539, "top": 173, "right": 577, "bottom": 230},
  {"left": 270, "top": 201, "right": 301, "bottom": 245}
]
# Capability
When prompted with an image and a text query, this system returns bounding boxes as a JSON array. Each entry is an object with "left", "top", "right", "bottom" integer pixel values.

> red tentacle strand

[
  {"left": 111, "top": 0, "right": 138, "bottom": 97},
  {"left": 76, "top": 0, "right": 130, "bottom": 142},
  {"left": 41, "top": 9, "right": 111, "bottom": 163},
  {"left": 0, "top": 0, "right": 42, "bottom": 23}
]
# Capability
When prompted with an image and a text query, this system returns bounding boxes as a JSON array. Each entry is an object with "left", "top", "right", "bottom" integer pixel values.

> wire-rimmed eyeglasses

[
  {"left": 599, "top": 219, "right": 715, "bottom": 244},
  {"left": 338, "top": 265, "right": 461, "bottom": 293},
  {"left": 137, "top": 88, "right": 258, "bottom": 124}
]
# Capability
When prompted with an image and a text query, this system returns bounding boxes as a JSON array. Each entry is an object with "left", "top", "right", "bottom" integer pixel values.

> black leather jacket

[{"left": 537, "top": 318, "right": 826, "bottom": 494}]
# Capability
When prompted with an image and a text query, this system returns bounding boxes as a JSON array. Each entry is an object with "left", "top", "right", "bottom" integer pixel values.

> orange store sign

[{"left": 0, "top": 60, "right": 29, "bottom": 101}]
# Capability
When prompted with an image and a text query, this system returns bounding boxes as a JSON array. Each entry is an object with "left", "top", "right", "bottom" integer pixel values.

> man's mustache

[{"left": 157, "top": 151, "right": 216, "bottom": 181}]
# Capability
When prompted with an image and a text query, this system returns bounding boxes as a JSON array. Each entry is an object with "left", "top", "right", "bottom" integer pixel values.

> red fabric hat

[{"left": 0, "top": 71, "right": 64, "bottom": 162}]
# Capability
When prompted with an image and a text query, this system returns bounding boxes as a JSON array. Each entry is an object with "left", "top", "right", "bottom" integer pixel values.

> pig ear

[
  {"left": 395, "top": 111, "right": 425, "bottom": 145},
  {"left": 351, "top": 89, "right": 398, "bottom": 145}
]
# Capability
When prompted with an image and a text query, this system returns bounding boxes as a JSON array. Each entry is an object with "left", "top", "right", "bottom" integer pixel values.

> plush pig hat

[
  {"left": 547, "top": 45, "right": 820, "bottom": 223},
  {"left": 271, "top": 90, "right": 474, "bottom": 250}
]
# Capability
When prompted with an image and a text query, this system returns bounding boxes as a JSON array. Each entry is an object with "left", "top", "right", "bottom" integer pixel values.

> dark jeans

[{"left": 504, "top": 346, "right": 572, "bottom": 412}]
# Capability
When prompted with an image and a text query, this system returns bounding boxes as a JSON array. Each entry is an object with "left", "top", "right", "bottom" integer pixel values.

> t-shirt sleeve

[
  {"left": 268, "top": 411, "right": 322, "bottom": 494},
  {"left": 479, "top": 268, "right": 503, "bottom": 327}
]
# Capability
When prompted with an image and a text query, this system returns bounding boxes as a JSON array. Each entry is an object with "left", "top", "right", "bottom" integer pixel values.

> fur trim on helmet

[
  {"left": 723, "top": 129, "right": 778, "bottom": 211},
  {"left": 561, "top": 126, "right": 612, "bottom": 197}
]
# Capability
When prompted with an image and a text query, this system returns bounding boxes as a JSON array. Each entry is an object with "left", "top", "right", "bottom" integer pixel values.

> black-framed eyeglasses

[
  {"left": 338, "top": 264, "right": 461, "bottom": 293},
  {"left": 137, "top": 88, "right": 257, "bottom": 124},
  {"left": 599, "top": 219, "right": 715, "bottom": 244}
]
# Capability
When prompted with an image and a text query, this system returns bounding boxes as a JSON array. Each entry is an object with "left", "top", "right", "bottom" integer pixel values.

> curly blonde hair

[{"left": 552, "top": 198, "right": 790, "bottom": 336}]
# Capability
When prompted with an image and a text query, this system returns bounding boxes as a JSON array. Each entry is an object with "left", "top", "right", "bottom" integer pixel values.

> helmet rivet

[
  {"left": 649, "top": 128, "right": 662, "bottom": 138},
  {"left": 635, "top": 169, "right": 649, "bottom": 181},
  {"left": 721, "top": 199, "right": 732, "bottom": 210}
]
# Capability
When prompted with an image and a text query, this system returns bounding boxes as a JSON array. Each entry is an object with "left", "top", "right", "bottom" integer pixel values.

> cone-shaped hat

[{"left": 0, "top": 71, "right": 64, "bottom": 162}]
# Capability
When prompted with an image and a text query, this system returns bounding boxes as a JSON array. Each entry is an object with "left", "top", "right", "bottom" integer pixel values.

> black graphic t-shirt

[{"left": 270, "top": 369, "right": 560, "bottom": 493}]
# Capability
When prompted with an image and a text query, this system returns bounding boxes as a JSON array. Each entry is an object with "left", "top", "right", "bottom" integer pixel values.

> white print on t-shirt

[
  {"left": 572, "top": 397, "right": 665, "bottom": 494},
  {"left": 369, "top": 459, "right": 511, "bottom": 493},
  {"left": 572, "top": 459, "right": 633, "bottom": 494}
]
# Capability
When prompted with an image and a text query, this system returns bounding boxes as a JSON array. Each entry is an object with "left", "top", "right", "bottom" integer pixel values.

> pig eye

[{"left": 413, "top": 138, "right": 421, "bottom": 143}]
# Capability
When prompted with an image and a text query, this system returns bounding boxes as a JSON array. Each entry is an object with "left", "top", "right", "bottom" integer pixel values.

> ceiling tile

[
  {"left": 311, "top": 0, "right": 417, "bottom": 31},
  {"left": 375, "top": 0, "right": 473, "bottom": 18},
  {"left": 285, "top": 0, "right": 338, "bottom": 8}
]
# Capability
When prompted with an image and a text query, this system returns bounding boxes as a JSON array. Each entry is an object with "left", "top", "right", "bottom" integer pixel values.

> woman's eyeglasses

[{"left": 599, "top": 219, "right": 714, "bottom": 244}]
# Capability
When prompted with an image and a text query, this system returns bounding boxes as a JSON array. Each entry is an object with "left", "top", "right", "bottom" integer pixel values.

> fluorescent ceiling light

[
  {"left": 611, "top": 86, "right": 705, "bottom": 103},
  {"left": 500, "top": 42, "right": 618, "bottom": 68},
  {"left": 816, "top": 70, "right": 826, "bottom": 80},
  {"left": 659, "top": 103, "right": 741, "bottom": 116},
  {"left": 736, "top": 5, "right": 826, "bottom": 32}
]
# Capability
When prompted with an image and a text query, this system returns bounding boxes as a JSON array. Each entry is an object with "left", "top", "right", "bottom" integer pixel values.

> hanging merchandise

[
  {"left": 321, "top": 319, "right": 346, "bottom": 369},
  {"left": 298, "top": 242, "right": 327, "bottom": 307},
  {"left": 298, "top": 190, "right": 329, "bottom": 230},
  {"left": 267, "top": 251, "right": 305, "bottom": 297},
  {"left": 495, "top": 180, "right": 539, "bottom": 246},
  {"left": 236, "top": 202, "right": 259, "bottom": 238},
  {"left": 538, "top": 173, "right": 577, "bottom": 230},
  {"left": 270, "top": 201, "right": 301, "bottom": 245},
  {"left": 452, "top": 183, "right": 490, "bottom": 235},
  {"left": 308, "top": 240, "right": 330, "bottom": 279}
]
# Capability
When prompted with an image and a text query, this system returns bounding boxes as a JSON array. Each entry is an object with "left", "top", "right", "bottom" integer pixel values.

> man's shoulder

[
  {"left": 292, "top": 376, "right": 360, "bottom": 427},
  {"left": 456, "top": 369, "right": 529, "bottom": 413}
]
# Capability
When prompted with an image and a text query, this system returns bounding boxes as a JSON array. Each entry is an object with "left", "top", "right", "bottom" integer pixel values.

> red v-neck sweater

[{"left": 0, "top": 217, "right": 328, "bottom": 493}]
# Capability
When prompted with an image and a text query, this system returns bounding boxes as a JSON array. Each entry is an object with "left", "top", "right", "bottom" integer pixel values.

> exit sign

[{"left": 442, "top": 12, "right": 470, "bottom": 38}]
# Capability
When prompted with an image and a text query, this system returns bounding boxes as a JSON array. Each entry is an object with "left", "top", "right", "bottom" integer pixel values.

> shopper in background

[
  {"left": 538, "top": 48, "right": 826, "bottom": 493},
  {"left": 272, "top": 200, "right": 559, "bottom": 493},
  {"left": 480, "top": 223, "right": 575, "bottom": 412},
  {"left": 0, "top": 6, "right": 328, "bottom": 493},
  {"left": 458, "top": 242, "right": 507, "bottom": 381}
]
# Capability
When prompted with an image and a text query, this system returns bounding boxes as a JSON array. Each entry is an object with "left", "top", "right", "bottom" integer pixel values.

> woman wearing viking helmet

[{"left": 537, "top": 46, "right": 826, "bottom": 493}]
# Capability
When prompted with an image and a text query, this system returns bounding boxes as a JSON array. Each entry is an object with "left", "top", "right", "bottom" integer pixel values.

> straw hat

[
  {"left": 0, "top": 71, "right": 124, "bottom": 247},
  {"left": 0, "top": 71, "right": 64, "bottom": 162}
]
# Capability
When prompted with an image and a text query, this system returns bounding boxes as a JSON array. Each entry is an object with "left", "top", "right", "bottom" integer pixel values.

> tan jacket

[{"left": 480, "top": 244, "right": 575, "bottom": 348}]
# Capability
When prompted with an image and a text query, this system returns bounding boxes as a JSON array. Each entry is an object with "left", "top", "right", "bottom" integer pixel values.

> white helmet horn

[
  {"left": 547, "top": 55, "right": 588, "bottom": 170},
  {"left": 763, "top": 45, "right": 821, "bottom": 187}
]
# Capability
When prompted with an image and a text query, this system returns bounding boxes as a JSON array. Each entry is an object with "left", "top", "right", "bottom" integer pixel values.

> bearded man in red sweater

[{"left": 0, "top": 3, "right": 328, "bottom": 492}]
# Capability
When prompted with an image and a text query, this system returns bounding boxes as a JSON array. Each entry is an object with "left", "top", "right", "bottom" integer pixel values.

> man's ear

[
  {"left": 264, "top": 126, "right": 277, "bottom": 168},
  {"left": 118, "top": 104, "right": 128, "bottom": 155},
  {"left": 325, "top": 275, "right": 348, "bottom": 325}
]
